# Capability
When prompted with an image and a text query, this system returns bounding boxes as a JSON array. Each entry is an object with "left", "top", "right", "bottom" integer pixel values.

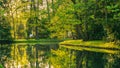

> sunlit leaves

[
  {"left": 0, "top": 8, "right": 5, "bottom": 16},
  {"left": 50, "top": 48, "right": 76, "bottom": 68},
  {"left": 107, "top": 4, "right": 120, "bottom": 13},
  {"left": 49, "top": 0, "right": 80, "bottom": 39},
  {"left": 10, "top": 45, "right": 31, "bottom": 67}
]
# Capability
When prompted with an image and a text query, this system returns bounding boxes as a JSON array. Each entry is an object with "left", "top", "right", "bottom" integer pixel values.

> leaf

[
  {"left": 90, "top": 15, "right": 95, "bottom": 19},
  {"left": 0, "top": 9, "right": 5, "bottom": 16},
  {"left": 106, "top": 6, "right": 112, "bottom": 10}
]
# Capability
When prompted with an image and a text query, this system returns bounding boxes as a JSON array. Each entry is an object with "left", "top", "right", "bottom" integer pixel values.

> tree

[
  {"left": 0, "top": 0, "right": 12, "bottom": 40},
  {"left": 49, "top": 0, "right": 79, "bottom": 39},
  {"left": 70, "top": 0, "right": 120, "bottom": 41},
  {"left": 0, "top": 16, "right": 12, "bottom": 40}
]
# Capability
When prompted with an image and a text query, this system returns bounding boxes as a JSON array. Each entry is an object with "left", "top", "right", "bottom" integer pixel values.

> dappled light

[{"left": 0, "top": 0, "right": 120, "bottom": 68}]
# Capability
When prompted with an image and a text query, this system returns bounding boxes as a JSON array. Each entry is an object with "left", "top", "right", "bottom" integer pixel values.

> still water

[{"left": 0, "top": 43, "right": 120, "bottom": 68}]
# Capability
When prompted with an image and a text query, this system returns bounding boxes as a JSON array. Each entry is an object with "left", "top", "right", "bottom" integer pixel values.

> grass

[
  {"left": 60, "top": 40, "right": 120, "bottom": 49},
  {"left": 61, "top": 45, "right": 119, "bottom": 54},
  {"left": 0, "top": 38, "right": 64, "bottom": 45},
  {"left": 9, "top": 39, "right": 64, "bottom": 45},
  {"left": 12, "top": 42, "right": 59, "bottom": 45},
  {"left": 13, "top": 39, "right": 63, "bottom": 43},
  {"left": 60, "top": 40, "right": 120, "bottom": 54}
]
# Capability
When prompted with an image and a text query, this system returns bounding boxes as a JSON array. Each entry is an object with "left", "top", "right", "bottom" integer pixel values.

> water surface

[{"left": 0, "top": 43, "right": 120, "bottom": 68}]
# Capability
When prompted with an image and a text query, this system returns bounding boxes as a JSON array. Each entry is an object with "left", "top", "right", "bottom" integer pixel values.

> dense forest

[
  {"left": 0, "top": 0, "right": 120, "bottom": 42},
  {"left": 1, "top": 0, "right": 120, "bottom": 68}
]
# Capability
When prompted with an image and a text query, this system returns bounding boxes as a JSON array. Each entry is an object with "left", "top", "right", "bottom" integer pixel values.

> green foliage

[
  {"left": 0, "top": 44, "right": 11, "bottom": 68},
  {"left": 50, "top": 48, "right": 76, "bottom": 68},
  {"left": 27, "top": 16, "right": 50, "bottom": 39},
  {"left": 0, "top": 16, "right": 12, "bottom": 40},
  {"left": 17, "top": 23, "right": 25, "bottom": 39},
  {"left": 70, "top": 0, "right": 120, "bottom": 41},
  {"left": 0, "top": 64, "right": 3, "bottom": 68},
  {"left": 1, "top": 0, "right": 120, "bottom": 42},
  {"left": 49, "top": 0, "right": 78, "bottom": 39}
]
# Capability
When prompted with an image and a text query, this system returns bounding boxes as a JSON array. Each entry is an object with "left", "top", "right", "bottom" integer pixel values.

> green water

[{"left": 0, "top": 43, "right": 120, "bottom": 68}]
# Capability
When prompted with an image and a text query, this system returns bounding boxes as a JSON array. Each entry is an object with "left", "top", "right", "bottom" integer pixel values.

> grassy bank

[
  {"left": 10, "top": 39, "right": 64, "bottom": 45},
  {"left": 60, "top": 40, "right": 120, "bottom": 54},
  {"left": 13, "top": 39, "right": 63, "bottom": 43},
  {"left": 0, "top": 39, "right": 63, "bottom": 44}
]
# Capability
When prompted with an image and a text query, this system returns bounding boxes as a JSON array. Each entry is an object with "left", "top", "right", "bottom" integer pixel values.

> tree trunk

[
  {"left": 52, "top": 0, "right": 55, "bottom": 16},
  {"left": 46, "top": 0, "right": 50, "bottom": 22},
  {"left": 35, "top": 44, "right": 39, "bottom": 68}
]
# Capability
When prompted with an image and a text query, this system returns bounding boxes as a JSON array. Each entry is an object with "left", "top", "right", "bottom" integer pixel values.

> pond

[{"left": 0, "top": 43, "right": 120, "bottom": 68}]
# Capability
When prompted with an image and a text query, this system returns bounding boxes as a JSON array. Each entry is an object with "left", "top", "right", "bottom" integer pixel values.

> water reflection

[
  {"left": 0, "top": 44, "right": 120, "bottom": 68},
  {"left": 10, "top": 44, "right": 59, "bottom": 68},
  {"left": 0, "top": 44, "right": 11, "bottom": 68}
]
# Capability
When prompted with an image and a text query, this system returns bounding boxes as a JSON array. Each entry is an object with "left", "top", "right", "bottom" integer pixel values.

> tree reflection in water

[
  {"left": 0, "top": 44, "right": 11, "bottom": 68},
  {"left": 0, "top": 44, "right": 120, "bottom": 68},
  {"left": 75, "top": 51, "right": 120, "bottom": 68}
]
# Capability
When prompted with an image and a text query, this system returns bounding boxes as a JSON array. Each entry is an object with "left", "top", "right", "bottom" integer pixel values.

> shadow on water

[
  {"left": 0, "top": 43, "right": 120, "bottom": 68},
  {"left": 75, "top": 50, "right": 120, "bottom": 68}
]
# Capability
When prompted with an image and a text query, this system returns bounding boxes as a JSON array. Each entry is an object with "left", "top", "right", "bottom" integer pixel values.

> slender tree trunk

[
  {"left": 35, "top": 0, "right": 39, "bottom": 39},
  {"left": 32, "top": 0, "right": 39, "bottom": 39},
  {"left": 104, "top": 0, "right": 109, "bottom": 41},
  {"left": 71, "top": 0, "right": 86, "bottom": 39},
  {"left": 75, "top": 24, "right": 84, "bottom": 39},
  {"left": 35, "top": 44, "right": 39, "bottom": 68},
  {"left": 52, "top": 0, "right": 55, "bottom": 16},
  {"left": 26, "top": 0, "right": 32, "bottom": 39},
  {"left": 83, "top": 0, "right": 89, "bottom": 40},
  {"left": 46, "top": 0, "right": 50, "bottom": 22},
  {"left": 12, "top": 13, "right": 16, "bottom": 39}
]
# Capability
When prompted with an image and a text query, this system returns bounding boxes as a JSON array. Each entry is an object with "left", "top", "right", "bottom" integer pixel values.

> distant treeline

[{"left": 0, "top": 0, "right": 120, "bottom": 42}]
